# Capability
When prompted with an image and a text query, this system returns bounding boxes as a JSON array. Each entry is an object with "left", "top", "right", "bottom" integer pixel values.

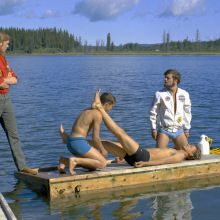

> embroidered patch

[
  {"left": 179, "top": 95, "right": 185, "bottom": 101},
  {"left": 165, "top": 96, "right": 170, "bottom": 101},
  {"left": 0, "top": 69, "right": 2, "bottom": 77},
  {"left": 177, "top": 117, "right": 182, "bottom": 123}
]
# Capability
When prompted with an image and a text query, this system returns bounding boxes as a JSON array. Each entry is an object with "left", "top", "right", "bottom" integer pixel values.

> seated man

[
  {"left": 89, "top": 89, "right": 201, "bottom": 169},
  {"left": 59, "top": 91, "right": 116, "bottom": 175}
]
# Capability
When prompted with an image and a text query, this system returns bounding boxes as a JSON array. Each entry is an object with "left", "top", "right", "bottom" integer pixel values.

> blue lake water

[{"left": 0, "top": 55, "right": 220, "bottom": 219}]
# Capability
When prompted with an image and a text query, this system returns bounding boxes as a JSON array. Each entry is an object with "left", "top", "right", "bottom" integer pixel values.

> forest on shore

[{"left": 1, "top": 27, "right": 220, "bottom": 54}]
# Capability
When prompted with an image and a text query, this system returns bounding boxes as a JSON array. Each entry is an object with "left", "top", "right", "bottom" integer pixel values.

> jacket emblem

[
  {"left": 177, "top": 117, "right": 182, "bottom": 123},
  {"left": 0, "top": 69, "right": 2, "bottom": 77},
  {"left": 178, "top": 95, "right": 185, "bottom": 101},
  {"left": 165, "top": 96, "right": 170, "bottom": 101}
]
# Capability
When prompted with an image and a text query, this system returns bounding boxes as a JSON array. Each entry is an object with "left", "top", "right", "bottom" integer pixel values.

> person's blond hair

[
  {"left": 186, "top": 145, "right": 201, "bottom": 160},
  {"left": 0, "top": 32, "right": 11, "bottom": 43}
]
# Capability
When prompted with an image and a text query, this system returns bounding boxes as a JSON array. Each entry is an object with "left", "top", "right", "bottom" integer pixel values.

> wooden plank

[
  {"left": 14, "top": 154, "right": 220, "bottom": 199},
  {"left": 49, "top": 174, "right": 220, "bottom": 207},
  {"left": 48, "top": 163, "right": 220, "bottom": 198}
]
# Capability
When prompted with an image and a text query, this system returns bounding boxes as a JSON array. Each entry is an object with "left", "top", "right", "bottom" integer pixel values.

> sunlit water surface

[{"left": 0, "top": 55, "right": 220, "bottom": 219}]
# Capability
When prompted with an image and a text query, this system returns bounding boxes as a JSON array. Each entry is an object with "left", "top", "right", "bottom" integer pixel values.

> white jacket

[{"left": 149, "top": 88, "right": 191, "bottom": 133}]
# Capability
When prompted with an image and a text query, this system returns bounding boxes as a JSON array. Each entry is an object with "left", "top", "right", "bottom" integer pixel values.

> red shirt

[{"left": 0, "top": 54, "right": 17, "bottom": 94}]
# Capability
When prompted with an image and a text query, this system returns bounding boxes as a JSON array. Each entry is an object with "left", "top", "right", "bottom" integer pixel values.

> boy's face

[
  {"left": 0, "top": 40, "right": 9, "bottom": 53},
  {"left": 103, "top": 103, "right": 113, "bottom": 112},
  {"left": 164, "top": 74, "right": 177, "bottom": 88},
  {"left": 182, "top": 144, "right": 196, "bottom": 156}
]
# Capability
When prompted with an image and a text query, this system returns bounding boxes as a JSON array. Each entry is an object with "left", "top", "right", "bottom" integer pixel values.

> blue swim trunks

[
  {"left": 67, "top": 137, "right": 92, "bottom": 156},
  {"left": 158, "top": 128, "right": 184, "bottom": 139}
]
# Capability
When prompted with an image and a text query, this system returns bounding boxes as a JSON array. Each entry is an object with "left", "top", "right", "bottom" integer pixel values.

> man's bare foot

[
  {"left": 69, "top": 157, "right": 77, "bottom": 175},
  {"left": 58, "top": 157, "right": 67, "bottom": 174},
  {"left": 91, "top": 89, "right": 103, "bottom": 110},
  {"left": 59, "top": 124, "right": 69, "bottom": 144}
]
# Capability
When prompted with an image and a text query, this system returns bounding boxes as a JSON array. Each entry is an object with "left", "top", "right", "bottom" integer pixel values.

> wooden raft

[{"left": 14, "top": 154, "right": 220, "bottom": 199}]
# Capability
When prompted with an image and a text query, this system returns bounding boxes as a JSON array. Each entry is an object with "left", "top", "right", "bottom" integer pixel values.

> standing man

[
  {"left": 149, "top": 69, "right": 191, "bottom": 149},
  {"left": 0, "top": 31, "right": 37, "bottom": 174}
]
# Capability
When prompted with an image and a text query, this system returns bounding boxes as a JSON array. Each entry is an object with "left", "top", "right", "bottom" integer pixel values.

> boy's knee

[{"left": 99, "top": 159, "right": 107, "bottom": 169}]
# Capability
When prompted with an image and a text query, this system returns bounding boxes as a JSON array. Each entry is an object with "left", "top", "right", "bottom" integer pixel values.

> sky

[{"left": 0, "top": 0, "right": 219, "bottom": 46}]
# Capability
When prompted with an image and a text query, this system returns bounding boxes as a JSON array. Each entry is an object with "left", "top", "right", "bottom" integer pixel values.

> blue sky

[{"left": 0, "top": 0, "right": 219, "bottom": 46}]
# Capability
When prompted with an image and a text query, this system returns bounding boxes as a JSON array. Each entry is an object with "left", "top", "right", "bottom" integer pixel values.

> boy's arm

[
  {"left": 183, "top": 91, "right": 191, "bottom": 136},
  {"left": 149, "top": 92, "right": 161, "bottom": 139},
  {"left": 92, "top": 112, "right": 108, "bottom": 158},
  {"left": 0, "top": 80, "right": 10, "bottom": 89},
  {"left": 0, "top": 58, "right": 18, "bottom": 87},
  {"left": 0, "top": 73, "right": 17, "bottom": 88},
  {"left": 134, "top": 152, "right": 185, "bottom": 168}
]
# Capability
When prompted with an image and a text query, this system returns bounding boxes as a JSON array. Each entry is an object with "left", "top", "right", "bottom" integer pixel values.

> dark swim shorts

[{"left": 124, "top": 147, "right": 150, "bottom": 166}]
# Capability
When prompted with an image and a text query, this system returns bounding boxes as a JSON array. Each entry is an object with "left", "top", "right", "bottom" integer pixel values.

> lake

[{"left": 1, "top": 55, "right": 220, "bottom": 219}]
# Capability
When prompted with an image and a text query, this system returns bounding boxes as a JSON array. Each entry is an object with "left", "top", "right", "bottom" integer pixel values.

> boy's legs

[
  {"left": 87, "top": 140, "right": 126, "bottom": 158},
  {"left": 60, "top": 124, "right": 68, "bottom": 144},
  {"left": 91, "top": 89, "right": 139, "bottom": 156},
  {"left": 156, "top": 133, "right": 170, "bottom": 148},
  {"left": 61, "top": 124, "right": 126, "bottom": 157},
  {"left": 59, "top": 125, "right": 107, "bottom": 175},
  {"left": 59, "top": 147, "right": 107, "bottom": 175},
  {"left": 173, "top": 133, "right": 188, "bottom": 150},
  {"left": 156, "top": 129, "right": 188, "bottom": 149}
]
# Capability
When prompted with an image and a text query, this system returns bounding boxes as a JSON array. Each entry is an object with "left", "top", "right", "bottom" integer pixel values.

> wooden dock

[{"left": 15, "top": 154, "right": 220, "bottom": 199}]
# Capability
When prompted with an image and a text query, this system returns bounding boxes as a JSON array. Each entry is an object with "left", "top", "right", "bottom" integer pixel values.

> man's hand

[
  {"left": 3, "top": 74, "right": 17, "bottom": 86},
  {"left": 7, "top": 72, "right": 13, "bottom": 78},
  {"left": 100, "top": 148, "right": 108, "bottom": 158},
  {"left": 0, "top": 81, "right": 9, "bottom": 89},
  {"left": 134, "top": 161, "right": 144, "bottom": 168},
  {"left": 152, "top": 132, "right": 157, "bottom": 140}
]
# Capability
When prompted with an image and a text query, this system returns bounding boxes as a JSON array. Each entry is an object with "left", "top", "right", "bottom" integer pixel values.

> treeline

[
  {"left": 1, "top": 27, "right": 220, "bottom": 54},
  {"left": 158, "top": 29, "right": 220, "bottom": 53},
  {"left": 115, "top": 29, "right": 220, "bottom": 53},
  {"left": 0, "top": 27, "right": 82, "bottom": 53}
]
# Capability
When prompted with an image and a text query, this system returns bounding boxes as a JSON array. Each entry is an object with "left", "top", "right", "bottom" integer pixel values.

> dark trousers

[{"left": 0, "top": 93, "right": 27, "bottom": 171}]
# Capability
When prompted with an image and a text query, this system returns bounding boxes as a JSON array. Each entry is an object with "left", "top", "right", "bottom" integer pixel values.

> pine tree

[{"left": 106, "top": 33, "right": 111, "bottom": 51}]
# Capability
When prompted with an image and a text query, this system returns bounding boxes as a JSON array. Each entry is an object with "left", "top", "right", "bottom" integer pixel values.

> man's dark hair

[
  {"left": 164, "top": 69, "right": 181, "bottom": 85},
  {"left": 100, "top": 92, "right": 116, "bottom": 105}
]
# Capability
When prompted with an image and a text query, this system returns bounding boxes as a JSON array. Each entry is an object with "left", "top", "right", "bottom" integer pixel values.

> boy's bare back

[{"left": 69, "top": 108, "right": 102, "bottom": 138}]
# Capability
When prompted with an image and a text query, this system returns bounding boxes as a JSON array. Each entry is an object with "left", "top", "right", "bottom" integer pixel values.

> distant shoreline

[{"left": 5, "top": 52, "right": 220, "bottom": 56}]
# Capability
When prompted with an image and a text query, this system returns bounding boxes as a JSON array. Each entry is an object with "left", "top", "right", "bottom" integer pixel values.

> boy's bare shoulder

[
  {"left": 83, "top": 108, "right": 101, "bottom": 114},
  {"left": 87, "top": 108, "right": 102, "bottom": 120},
  {"left": 174, "top": 150, "right": 186, "bottom": 160}
]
